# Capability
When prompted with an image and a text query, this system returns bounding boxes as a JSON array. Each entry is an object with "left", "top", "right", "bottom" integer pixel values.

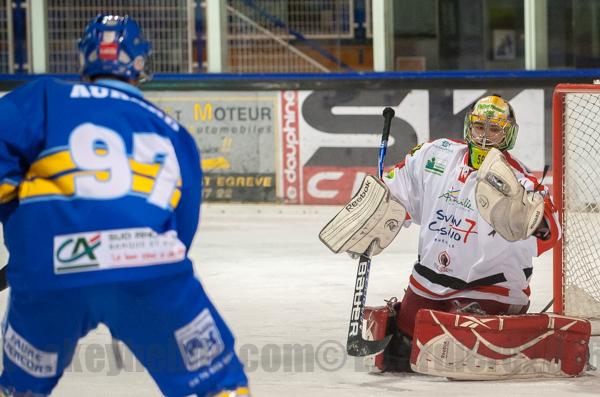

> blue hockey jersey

[{"left": 0, "top": 77, "right": 202, "bottom": 291}]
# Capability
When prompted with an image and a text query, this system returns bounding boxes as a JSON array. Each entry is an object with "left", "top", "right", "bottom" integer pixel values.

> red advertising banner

[{"left": 302, "top": 166, "right": 376, "bottom": 205}]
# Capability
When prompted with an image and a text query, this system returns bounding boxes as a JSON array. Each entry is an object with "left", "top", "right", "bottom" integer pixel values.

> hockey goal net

[{"left": 554, "top": 84, "right": 600, "bottom": 333}]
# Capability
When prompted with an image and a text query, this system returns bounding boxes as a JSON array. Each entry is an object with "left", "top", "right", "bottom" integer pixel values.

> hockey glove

[
  {"left": 475, "top": 148, "right": 544, "bottom": 242},
  {"left": 319, "top": 175, "right": 406, "bottom": 256}
]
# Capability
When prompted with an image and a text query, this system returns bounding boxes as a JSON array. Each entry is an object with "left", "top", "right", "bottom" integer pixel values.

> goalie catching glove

[
  {"left": 319, "top": 175, "right": 406, "bottom": 256},
  {"left": 475, "top": 148, "right": 544, "bottom": 242}
]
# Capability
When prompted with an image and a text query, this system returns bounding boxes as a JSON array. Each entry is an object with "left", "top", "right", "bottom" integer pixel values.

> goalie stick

[
  {"left": 346, "top": 107, "right": 395, "bottom": 356},
  {"left": 0, "top": 266, "right": 6, "bottom": 291}
]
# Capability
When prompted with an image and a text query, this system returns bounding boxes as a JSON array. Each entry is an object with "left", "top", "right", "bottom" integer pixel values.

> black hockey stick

[
  {"left": 541, "top": 298, "right": 554, "bottom": 313},
  {"left": 377, "top": 107, "right": 395, "bottom": 179},
  {"left": 0, "top": 266, "right": 6, "bottom": 291},
  {"left": 346, "top": 107, "right": 395, "bottom": 357}
]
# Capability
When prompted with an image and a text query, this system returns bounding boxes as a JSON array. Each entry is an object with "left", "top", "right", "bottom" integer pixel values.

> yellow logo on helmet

[{"left": 471, "top": 96, "right": 511, "bottom": 128}]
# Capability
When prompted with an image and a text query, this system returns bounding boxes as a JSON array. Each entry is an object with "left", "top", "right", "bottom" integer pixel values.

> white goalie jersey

[{"left": 384, "top": 138, "right": 559, "bottom": 306}]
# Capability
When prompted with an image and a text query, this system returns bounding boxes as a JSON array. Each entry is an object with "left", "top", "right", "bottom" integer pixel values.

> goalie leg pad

[
  {"left": 319, "top": 175, "right": 406, "bottom": 256},
  {"left": 363, "top": 304, "right": 394, "bottom": 371},
  {"left": 363, "top": 300, "right": 412, "bottom": 372},
  {"left": 410, "top": 309, "right": 591, "bottom": 380},
  {"left": 475, "top": 148, "right": 544, "bottom": 242}
]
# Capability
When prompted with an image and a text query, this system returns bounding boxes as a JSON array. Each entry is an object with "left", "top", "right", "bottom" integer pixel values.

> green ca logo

[{"left": 56, "top": 235, "right": 101, "bottom": 264}]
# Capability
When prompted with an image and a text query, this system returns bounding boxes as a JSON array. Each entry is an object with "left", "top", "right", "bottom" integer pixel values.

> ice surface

[{"left": 0, "top": 204, "right": 597, "bottom": 396}]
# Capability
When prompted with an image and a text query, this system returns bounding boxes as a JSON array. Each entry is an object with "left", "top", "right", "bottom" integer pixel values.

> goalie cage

[{"left": 553, "top": 83, "right": 600, "bottom": 335}]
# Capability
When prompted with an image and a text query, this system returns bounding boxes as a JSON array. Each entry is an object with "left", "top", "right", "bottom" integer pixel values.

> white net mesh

[
  {"left": 45, "top": 0, "right": 193, "bottom": 74},
  {"left": 227, "top": 0, "right": 354, "bottom": 73},
  {"left": 561, "top": 92, "right": 600, "bottom": 320}
]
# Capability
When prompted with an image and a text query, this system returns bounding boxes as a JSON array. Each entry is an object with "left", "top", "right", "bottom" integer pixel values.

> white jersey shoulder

[{"left": 406, "top": 138, "right": 467, "bottom": 161}]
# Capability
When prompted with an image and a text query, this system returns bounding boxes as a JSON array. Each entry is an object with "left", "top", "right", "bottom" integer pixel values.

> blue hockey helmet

[{"left": 78, "top": 14, "right": 151, "bottom": 82}]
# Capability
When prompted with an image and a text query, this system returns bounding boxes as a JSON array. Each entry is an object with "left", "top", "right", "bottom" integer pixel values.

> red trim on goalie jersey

[
  {"left": 410, "top": 275, "right": 509, "bottom": 297},
  {"left": 391, "top": 159, "right": 406, "bottom": 170},
  {"left": 409, "top": 275, "right": 531, "bottom": 299}
]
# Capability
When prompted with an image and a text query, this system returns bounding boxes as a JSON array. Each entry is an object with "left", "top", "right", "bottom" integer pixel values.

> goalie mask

[{"left": 464, "top": 95, "right": 518, "bottom": 169}]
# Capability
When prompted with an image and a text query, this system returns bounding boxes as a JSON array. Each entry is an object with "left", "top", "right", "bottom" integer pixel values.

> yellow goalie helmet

[{"left": 463, "top": 95, "right": 519, "bottom": 169}]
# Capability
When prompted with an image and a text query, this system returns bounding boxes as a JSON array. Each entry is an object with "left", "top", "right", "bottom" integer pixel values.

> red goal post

[{"left": 553, "top": 83, "right": 600, "bottom": 332}]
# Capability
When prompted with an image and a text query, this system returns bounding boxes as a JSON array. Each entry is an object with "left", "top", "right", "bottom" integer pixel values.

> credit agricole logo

[{"left": 55, "top": 234, "right": 101, "bottom": 270}]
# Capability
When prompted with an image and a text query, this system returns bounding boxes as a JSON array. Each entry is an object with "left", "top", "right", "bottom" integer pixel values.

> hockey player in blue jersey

[{"left": 0, "top": 15, "right": 249, "bottom": 397}]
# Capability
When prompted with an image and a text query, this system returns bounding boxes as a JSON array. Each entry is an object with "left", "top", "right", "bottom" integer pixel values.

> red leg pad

[
  {"left": 410, "top": 309, "right": 591, "bottom": 379},
  {"left": 364, "top": 305, "right": 395, "bottom": 371}
]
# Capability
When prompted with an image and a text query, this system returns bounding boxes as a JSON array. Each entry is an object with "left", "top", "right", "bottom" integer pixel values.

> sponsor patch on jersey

[
  {"left": 428, "top": 209, "right": 478, "bottom": 247},
  {"left": 438, "top": 188, "right": 474, "bottom": 211},
  {"left": 425, "top": 157, "right": 446, "bottom": 175},
  {"left": 433, "top": 140, "right": 454, "bottom": 152},
  {"left": 53, "top": 227, "right": 186, "bottom": 274},
  {"left": 175, "top": 309, "right": 225, "bottom": 372},
  {"left": 4, "top": 325, "right": 58, "bottom": 378},
  {"left": 436, "top": 251, "right": 452, "bottom": 273}
]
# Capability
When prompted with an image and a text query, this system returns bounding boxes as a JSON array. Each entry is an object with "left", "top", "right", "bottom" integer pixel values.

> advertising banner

[
  {"left": 0, "top": 81, "right": 565, "bottom": 205},
  {"left": 147, "top": 91, "right": 278, "bottom": 202},
  {"left": 279, "top": 88, "right": 549, "bottom": 205}
]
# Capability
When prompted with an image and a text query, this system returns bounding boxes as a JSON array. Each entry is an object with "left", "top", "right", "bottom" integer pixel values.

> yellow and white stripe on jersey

[{"left": 19, "top": 148, "right": 183, "bottom": 209}]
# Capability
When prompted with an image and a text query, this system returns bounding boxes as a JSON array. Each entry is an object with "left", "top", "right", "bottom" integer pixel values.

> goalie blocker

[{"left": 320, "top": 175, "right": 406, "bottom": 256}]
